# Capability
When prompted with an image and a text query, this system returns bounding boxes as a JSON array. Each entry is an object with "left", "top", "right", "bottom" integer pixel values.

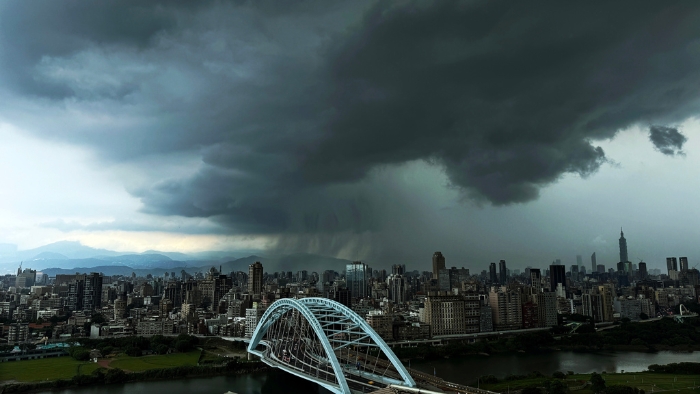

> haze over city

[{"left": 2, "top": 1, "right": 700, "bottom": 270}]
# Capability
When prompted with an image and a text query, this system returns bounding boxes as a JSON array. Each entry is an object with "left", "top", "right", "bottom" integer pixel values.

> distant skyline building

[
  {"left": 248, "top": 261, "right": 263, "bottom": 295},
  {"left": 549, "top": 264, "right": 566, "bottom": 292},
  {"left": 680, "top": 257, "right": 689, "bottom": 271},
  {"left": 489, "top": 262, "right": 498, "bottom": 284},
  {"left": 638, "top": 262, "right": 648, "bottom": 279},
  {"left": 529, "top": 268, "right": 541, "bottom": 294},
  {"left": 576, "top": 255, "right": 583, "bottom": 267},
  {"left": 498, "top": 260, "right": 507, "bottom": 284},
  {"left": 619, "top": 228, "right": 629, "bottom": 263},
  {"left": 432, "top": 252, "right": 445, "bottom": 279},
  {"left": 591, "top": 252, "right": 597, "bottom": 273},
  {"left": 666, "top": 257, "right": 678, "bottom": 275},
  {"left": 346, "top": 261, "right": 370, "bottom": 300}
]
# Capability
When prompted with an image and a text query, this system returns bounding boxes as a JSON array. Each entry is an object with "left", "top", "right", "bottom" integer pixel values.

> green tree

[
  {"left": 590, "top": 372, "right": 606, "bottom": 393},
  {"left": 72, "top": 348, "right": 90, "bottom": 361},
  {"left": 125, "top": 346, "right": 142, "bottom": 357},
  {"left": 156, "top": 344, "right": 169, "bottom": 355},
  {"left": 544, "top": 379, "right": 569, "bottom": 394}
]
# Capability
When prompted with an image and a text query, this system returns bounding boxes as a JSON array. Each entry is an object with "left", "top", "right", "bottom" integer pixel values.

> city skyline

[
  {"left": 0, "top": 228, "right": 696, "bottom": 273},
  {"left": 2, "top": 2, "right": 700, "bottom": 268}
]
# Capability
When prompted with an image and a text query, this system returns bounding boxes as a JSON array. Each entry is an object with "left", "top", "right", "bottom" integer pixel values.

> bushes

[{"left": 104, "top": 368, "right": 128, "bottom": 384}]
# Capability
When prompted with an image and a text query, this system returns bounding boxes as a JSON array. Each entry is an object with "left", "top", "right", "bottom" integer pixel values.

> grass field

[
  {"left": 108, "top": 350, "right": 201, "bottom": 372},
  {"left": 0, "top": 357, "right": 101, "bottom": 382},
  {"left": 481, "top": 373, "right": 700, "bottom": 393}
]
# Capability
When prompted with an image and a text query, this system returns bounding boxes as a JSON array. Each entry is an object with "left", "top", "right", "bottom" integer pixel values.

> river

[{"left": 39, "top": 351, "right": 698, "bottom": 394}]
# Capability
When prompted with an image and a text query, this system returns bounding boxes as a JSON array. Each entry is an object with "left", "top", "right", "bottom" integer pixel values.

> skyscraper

[
  {"left": 83, "top": 272, "right": 103, "bottom": 311},
  {"left": 619, "top": 228, "right": 628, "bottom": 263},
  {"left": 346, "top": 261, "right": 370, "bottom": 300},
  {"left": 489, "top": 262, "right": 498, "bottom": 284},
  {"left": 680, "top": 257, "right": 689, "bottom": 271},
  {"left": 248, "top": 261, "right": 263, "bottom": 295},
  {"left": 591, "top": 252, "right": 597, "bottom": 273},
  {"left": 666, "top": 257, "right": 678, "bottom": 274},
  {"left": 529, "top": 268, "right": 541, "bottom": 294},
  {"left": 576, "top": 255, "right": 583, "bottom": 267},
  {"left": 432, "top": 252, "right": 446, "bottom": 279},
  {"left": 499, "top": 260, "right": 507, "bottom": 284},
  {"left": 638, "top": 262, "right": 648, "bottom": 279},
  {"left": 549, "top": 264, "right": 566, "bottom": 292}
]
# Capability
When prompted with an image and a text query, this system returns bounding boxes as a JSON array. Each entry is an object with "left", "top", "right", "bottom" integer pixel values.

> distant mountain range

[{"left": 0, "top": 241, "right": 352, "bottom": 276}]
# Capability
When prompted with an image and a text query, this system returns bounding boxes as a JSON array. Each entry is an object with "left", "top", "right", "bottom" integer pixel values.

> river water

[{"left": 39, "top": 351, "right": 698, "bottom": 394}]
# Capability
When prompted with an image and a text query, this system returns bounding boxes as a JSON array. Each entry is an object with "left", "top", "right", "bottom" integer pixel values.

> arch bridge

[{"left": 247, "top": 297, "right": 416, "bottom": 393}]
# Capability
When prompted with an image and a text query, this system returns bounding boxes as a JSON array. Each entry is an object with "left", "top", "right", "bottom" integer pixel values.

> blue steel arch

[
  {"left": 248, "top": 298, "right": 350, "bottom": 393},
  {"left": 247, "top": 297, "right": 416, "bottom": 393}
]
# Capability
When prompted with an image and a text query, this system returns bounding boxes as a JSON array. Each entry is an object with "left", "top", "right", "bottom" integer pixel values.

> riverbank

[
  {"left": 0, "top": 360, "right": 269, "bottom": 394},
  {"left": 409, "top": 350, "right": 700, "bottom": 386}
]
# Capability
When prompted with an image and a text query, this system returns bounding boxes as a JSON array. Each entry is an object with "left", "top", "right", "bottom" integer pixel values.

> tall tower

[
  {"left": 618, "top": 228, "right": 628, "bottom": 263},
  {"left": 591, "top": 252, "right": 597, "bottom": 273},
  {"left": 498, "top": 260, "right": 507, "bottom": 284},
  {"left": 489, "top": 262, "right": 498, "bottom": 284},
  {"left": 432, "top": 252, "right": 445, "bottom": 279},
  {"left": 346, "top": 261, "right": 369, "bottom": 300},
  {"left": 248, "top": 261, "right": 263, "bottom": 295},
  {"left": 679, "top": 257, "right": 689, "bottom": 271}
]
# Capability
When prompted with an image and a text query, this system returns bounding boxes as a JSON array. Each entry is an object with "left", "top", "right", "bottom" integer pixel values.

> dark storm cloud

[
  {"left": 649, "top": 125, "right": 687, "bottom": 156},
  {"left": 3, "top": 1, "right": 700, "bottom": 242}
]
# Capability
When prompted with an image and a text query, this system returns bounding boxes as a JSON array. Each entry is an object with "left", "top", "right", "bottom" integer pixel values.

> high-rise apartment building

[
  {"left": 438, "top": 267, "right": 470, "bottom": 292},
  {"left": 388, "top": 275, "right": 407, "bottom": 304},
  {"left": 489, "top": 286, "right": 522, "bottom": 331},
  {"left": 346, "top": 261, "right": 370, "bottom": 301},
  {"left": 421, "top": 292, "right": 477, "bottom": 336},
  {"left": 582, "top": 293, "right": 604, "bottom": 322},
  {"left": 67, "top": 276, "right": 85, "bottom": 312},
  {"left": 591, "top": 252, "right": 597, "bottom": 273},
  {"left": 83, "top": 273, "right": 103, "bottom": 311},
  {"left": 680, "top": 257, "right": 689, "bottom": 272},
  {"left": 535, "top": 291, "right": 558, "bottom": 328},
  {"left": 598, "top": 284, "right": 615, "bottom": 322},
  {"left": 498, "top": 260, "right": 508, "bottom": 284},
  {"left": 576, "top": 255, "right": 583, "bottom": 267},
  {"left": 432, "top": 252, "right": 446, "bottom": 279},
  {"left": 619, "top": 228, "right": 629, "bottom": 263},
  {"left": 248, "top": 261, "right": 263, "bottom": 295}
]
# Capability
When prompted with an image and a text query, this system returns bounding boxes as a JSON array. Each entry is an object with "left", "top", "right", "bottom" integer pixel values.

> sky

[{"left": 1, "top": 1, "right": 700, "bottom": 271}]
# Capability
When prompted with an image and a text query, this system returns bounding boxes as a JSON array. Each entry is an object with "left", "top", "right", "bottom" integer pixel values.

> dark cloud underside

[
  {"left": 2, "top": 0, "right": 700, "bottom": 243},
  {"left": 649, "top": 125, "right": 688, "bottom": 156}
]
